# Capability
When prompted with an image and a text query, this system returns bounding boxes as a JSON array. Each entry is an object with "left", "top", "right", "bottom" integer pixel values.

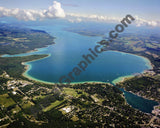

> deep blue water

[
  {"left": 119, "top": 88, "right": 158, "bottom": 113},
  {"left": 3, "top": 22, "right": 158, "bottom": 113},
  {"left": 5, "top": 25, "right": 152, "bottom": 84},
  {"left": 124, "top": 90, "right": 158, "bottom": 113}
]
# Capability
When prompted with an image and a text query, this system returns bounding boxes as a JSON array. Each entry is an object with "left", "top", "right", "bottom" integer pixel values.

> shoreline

[
  {"left": 1, "top": 44, "right": 54, "bottom": 57},
  {"left": 22, "top": 54, "right": 53, "bottom": 84},
  {"left": 23, "top": 68, "right": 111, "bottom": 85},
  {"left": 22, "top": 50, "right": 153, "bottom": 86},
  {"left": 1, "top": 42, "right": 153, "bottom": 86},
  {"left": 4, "top": 45, "right": 158, "bottom": 114},
  {"left": 123, "top": 90, "right": 159, "bottom": 114},
  {"left": 6, "top": 44, "right": 158, "bottom": 113},
  {"left": 107, "top": 50, "right": 153, "bottom": 70},
  {"left": 111, "top": 75, "right": 134, "bottom": 85},
  {"left": 127, "top": 89, "right": 160, "bottom": 104}
]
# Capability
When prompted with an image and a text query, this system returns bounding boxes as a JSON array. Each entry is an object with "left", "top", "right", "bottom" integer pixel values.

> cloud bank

[
  {"left": 66, "top": 13, "right": 160, "bottom": 27},
  {"left": 0, "top": 1, "right": 159, "bottom": 27},
  {"left": 0, "top": 1, "right": 65, "bottom": 21},
  {"left": 134, "top": 16, "right": 160, "bottom": 27}
]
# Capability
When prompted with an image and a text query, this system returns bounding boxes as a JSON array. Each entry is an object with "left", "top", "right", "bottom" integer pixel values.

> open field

[
  {"left": 0, "top": 94, "right": 15, "bottom": 107},
  {"left": 43, "top": 100, "right": 65, "bottom": 112}
]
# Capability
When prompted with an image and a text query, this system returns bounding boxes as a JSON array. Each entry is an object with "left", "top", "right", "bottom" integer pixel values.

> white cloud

[
  {"left": 66, "top": 13, "right": 160, "bottom": 27},
  {"left": 134, "top": 15, "right": 160, "bottom": 27},
  {"left": 45, "top": 1, "right": 65, "bottom": 18},
  {"left": 0, "top": 1, "right": 159, "bottom": 27},
  {"left": 66, "top": 13, "right": 123, "bottom": 23},
  {"left": 0, "top": 1, "right": 65, "bottom": 21}
]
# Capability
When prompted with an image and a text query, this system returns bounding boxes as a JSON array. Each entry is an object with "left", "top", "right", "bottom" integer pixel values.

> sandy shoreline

[
  {"left": 111, "top": 75, "right": 135, "bottom": 85},
  {"left": 21, "top": 54, "right": 53, "bottom": 85},
  {"left": 3, "top": 47, "right": 158, "bottom": 113},
  {"left": 22, "top": 50, "right": 154, "bottom": 86},
  {"left": 108, "top": 50, "right": 153, "bottom": 69},
  {"left": 1, "top": 44, "right": 54, "bottom": 57},
  {"left": 1, "top": 44, "right": 153, "bottom": 86},
  {"left": 23, "top": 68, "right": 111, "bottom": 85}
]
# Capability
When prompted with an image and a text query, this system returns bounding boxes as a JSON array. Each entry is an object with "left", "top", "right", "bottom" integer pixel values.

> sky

[{"left": 0, "top": 0, "right": 160, "bottom": 26}]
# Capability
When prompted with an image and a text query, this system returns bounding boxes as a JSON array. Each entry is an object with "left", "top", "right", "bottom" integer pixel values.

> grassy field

[
  {"left": 63, "top": 88, "right": 78, "bottom": 97},
  {"left": 71, "top": 115, "right": 79, "bottom": 121},
  {"left": 11, "top": 105, "right": 21, "bottom": 114},
  {"left": 33, "top": 95, "right": 46, "bottom": 101},
  {"left": 22, "top": 101, "right": 34, "bottom": 109},
  {"left": 43, "top": 100, "right": 65, "bottom": 112},
  {"left": 0, "top": 93, "right": 16, "bottom": 107}
]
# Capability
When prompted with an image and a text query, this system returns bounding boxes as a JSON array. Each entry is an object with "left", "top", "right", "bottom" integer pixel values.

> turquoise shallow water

[
  {"left": 3, "top": 23, "right": 158, "bottom": 113},
  {"left": 25, "top": 49, "right": 150, "bottom": 84},
  {"left": 3, "top": 25, "right": 152, "bottom": 83}
]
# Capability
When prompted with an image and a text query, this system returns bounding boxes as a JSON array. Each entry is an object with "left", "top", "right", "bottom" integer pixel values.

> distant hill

[{"left": 0, "top": 23, "right": 55, "bottom": 55}]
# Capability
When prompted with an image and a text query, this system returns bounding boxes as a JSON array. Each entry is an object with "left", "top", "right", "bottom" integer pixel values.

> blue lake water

[
  {"left": 123, "top": 89, "right": 158, "bottom": 113},
  {"left": 3, "top": 23, "right": 158, "bottom": 113}
]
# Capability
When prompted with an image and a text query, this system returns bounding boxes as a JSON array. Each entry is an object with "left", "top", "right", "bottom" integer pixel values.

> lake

[{"left": 3, "top": 22, "right": 158, "bottom": 113}]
